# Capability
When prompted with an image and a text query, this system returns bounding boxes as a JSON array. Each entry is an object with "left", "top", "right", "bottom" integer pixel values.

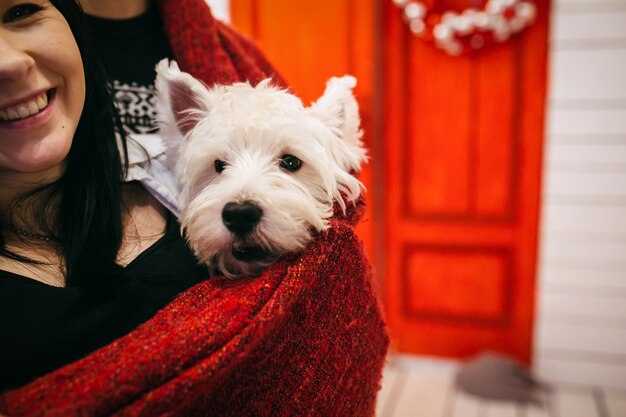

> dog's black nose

[{"left": 222, "top": 201, "right": 262, "bottom": 236}]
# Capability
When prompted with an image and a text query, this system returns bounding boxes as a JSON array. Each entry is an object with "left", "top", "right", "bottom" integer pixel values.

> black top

[
  {"left": 0, "top": 216, "right": 208, "bottom": 391},
  {"left": 85, "top": 4, "right": 174, "bottom": 135}
]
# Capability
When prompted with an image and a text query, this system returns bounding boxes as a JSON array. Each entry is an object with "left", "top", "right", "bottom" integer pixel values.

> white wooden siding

[{"left": 535, "top": 0, "right": 626, "bottom": 390}]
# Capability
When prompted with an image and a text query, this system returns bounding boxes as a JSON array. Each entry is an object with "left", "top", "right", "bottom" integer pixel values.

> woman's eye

[
  {"left": 279, "top": 154, "right": 302, "bottom": 172},
  {"left": 3, "top": 3, "right": 43, "bottom": 23},
  {"left": 214, "top": 159, "right": 227, "bottom": 173}
]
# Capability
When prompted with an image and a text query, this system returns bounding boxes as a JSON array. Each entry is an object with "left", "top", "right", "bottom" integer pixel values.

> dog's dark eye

[
  {"left": 215, "top": 160, "right": 227, "bottom": 173},
  {"left": 279, "top": 154, "right": 302, "bottom": 172}
]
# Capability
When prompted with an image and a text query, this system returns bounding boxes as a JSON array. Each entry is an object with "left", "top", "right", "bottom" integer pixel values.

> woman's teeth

[{"left": 0, "top": 92, "right": 49, "bottom": 121}]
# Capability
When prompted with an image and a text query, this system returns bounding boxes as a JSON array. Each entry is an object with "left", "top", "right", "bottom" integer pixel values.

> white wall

[{"left": 534, "top": 0, "right": 626, "bottom": 390}]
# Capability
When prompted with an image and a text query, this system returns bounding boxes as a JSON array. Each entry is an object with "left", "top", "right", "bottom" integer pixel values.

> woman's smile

[
  {"left": 0, "top": 0, "right": 84, "bottom": 174},
  {"left": 0, "top": 90, "right": 55, "bottom": 129}
]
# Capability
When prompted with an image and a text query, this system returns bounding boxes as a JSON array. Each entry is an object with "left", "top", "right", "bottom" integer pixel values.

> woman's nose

[{"left": 0, "top": 34, "right": 35, "bottom": 81}]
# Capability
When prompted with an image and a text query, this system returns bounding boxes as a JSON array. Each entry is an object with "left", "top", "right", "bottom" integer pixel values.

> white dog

[{"left": 155, "top": 59, "right": 367, "bottom": 278}]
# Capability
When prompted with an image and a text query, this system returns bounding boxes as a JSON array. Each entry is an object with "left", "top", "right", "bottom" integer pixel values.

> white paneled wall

[{"left": 535, "top": 0, "right": 626, "bottom": 390}]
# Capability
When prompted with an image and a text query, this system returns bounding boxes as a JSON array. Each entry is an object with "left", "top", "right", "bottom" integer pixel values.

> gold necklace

[{"left": 5, "top": 227, "right": 56, "bottom": 242}]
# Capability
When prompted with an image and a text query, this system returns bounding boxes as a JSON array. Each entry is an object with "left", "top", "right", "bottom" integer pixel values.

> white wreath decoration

[{"left": 393, "top": 0, "right": 537, "bottom": 56}]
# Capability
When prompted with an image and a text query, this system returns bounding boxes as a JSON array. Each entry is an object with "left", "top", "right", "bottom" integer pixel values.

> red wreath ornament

[{"left": 393, "top": 0, "right": 537, "bottom": 55}]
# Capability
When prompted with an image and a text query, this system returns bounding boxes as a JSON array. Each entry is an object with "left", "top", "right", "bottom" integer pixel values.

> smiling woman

[
  {"left": 0, "top": 2, "right": 84, "bottom": 175},
  {"left": 0, "top": 0, "right": 208, "bottom": 390},
  {"left": 0, "top": 0, "right": 110, "bottom": 286}
]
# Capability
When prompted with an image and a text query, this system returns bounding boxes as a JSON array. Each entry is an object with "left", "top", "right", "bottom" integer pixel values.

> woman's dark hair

[
  {"left": 0, "top": 0, "right": 129, "bottom": 287},
  {"left": 55, "top": 0, "right": 130, "bottom": 287}
]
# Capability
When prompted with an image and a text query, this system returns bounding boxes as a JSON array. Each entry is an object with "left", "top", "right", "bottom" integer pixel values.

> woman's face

[{"left": 0, "top": 1, "right": 85, "bottom": 176}]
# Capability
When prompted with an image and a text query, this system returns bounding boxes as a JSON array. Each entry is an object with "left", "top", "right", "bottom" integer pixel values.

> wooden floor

[{"left": 376, "top": 355, "right": 626, "bottom": 417}]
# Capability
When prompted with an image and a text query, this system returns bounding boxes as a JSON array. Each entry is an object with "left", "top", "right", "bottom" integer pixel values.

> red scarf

[{"left": 157, "top": 0, "right": 285, "bottom": 87}]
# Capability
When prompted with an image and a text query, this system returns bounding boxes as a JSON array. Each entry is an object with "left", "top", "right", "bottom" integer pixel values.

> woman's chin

[{"left": 0, "top": 153, "right": 66, "bottom": 179}]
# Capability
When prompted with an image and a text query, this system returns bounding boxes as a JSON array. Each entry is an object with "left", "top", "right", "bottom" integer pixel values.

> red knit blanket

[{"left": 0, "top": 221, "right": 387, "bottom": 416}]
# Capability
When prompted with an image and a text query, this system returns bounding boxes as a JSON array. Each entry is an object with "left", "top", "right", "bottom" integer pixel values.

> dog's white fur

[{"left": 155, "top": 59, "right": 366, "bottom": 278}]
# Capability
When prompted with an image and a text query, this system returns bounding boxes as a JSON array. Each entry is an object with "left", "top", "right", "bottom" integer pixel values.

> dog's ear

[
  {"left": 310, "top": 76, "right": 367, "bottom": 170},
  {"left": 154, "top": 59, "right": 211, "bottom": 139},
  {"left": 311, "top": 76, "right": 360, "bottom": 142}
]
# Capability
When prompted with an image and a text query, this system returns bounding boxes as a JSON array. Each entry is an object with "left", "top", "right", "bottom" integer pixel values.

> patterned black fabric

[{"left": 85, "top": 5, "right": 173, "bottom": 134}]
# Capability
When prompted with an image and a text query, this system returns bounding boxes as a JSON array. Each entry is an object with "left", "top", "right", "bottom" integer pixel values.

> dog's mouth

[{"left": 231, "top": 243, "right": 270, "bottom": 262}]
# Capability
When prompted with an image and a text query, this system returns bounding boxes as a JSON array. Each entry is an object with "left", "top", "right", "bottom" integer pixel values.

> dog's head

[{"left": 155, "top": 59, "right": 367, "bottom": 278}]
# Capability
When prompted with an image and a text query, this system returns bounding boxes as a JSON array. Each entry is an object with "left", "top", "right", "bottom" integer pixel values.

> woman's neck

[
  {"left": 0, "top": 166, "right": 62, "bottom": 228},
  {"left": 80, "top": 0, "right": 151, "bottom": 19}
]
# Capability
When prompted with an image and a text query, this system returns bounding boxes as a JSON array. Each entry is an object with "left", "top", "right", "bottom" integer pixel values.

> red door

[
  {"left": 382, "top": 0, "right": 549, "bottom": 363},
  {"left": 231, "top": 0, "right": 550, "bottom": 364}
]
